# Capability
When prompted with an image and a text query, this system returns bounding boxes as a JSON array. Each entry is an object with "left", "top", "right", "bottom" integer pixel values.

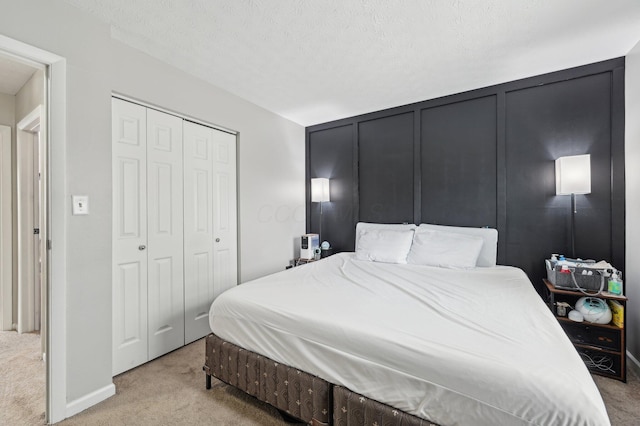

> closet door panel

[
  {"left": 112, "top": 98, "right": 148, "bottom": 375},
  {"left": 183, "top": 122, "right": 215, "bottom": 343},
  {"left": 147, "top": 109, "right": 184, "bottom": 359},
  {"left": 212, "top": 129, "right": 237, "bottom": 298}
]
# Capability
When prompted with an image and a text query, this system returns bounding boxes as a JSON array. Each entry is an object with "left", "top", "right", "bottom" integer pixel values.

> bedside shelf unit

[
  {"left": 543, "top": 279, "right": 627, "bottom": 382},
  {"left": 286, "top": 257, "right": 321, "bottom": 269}
]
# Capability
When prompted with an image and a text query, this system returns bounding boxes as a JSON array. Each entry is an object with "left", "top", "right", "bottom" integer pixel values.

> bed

[{"left": 204, "top": 223, "right": 610, "bottom": 426}]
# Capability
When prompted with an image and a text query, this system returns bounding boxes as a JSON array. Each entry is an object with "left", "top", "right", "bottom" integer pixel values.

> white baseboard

[
  {"left": 65, "top": 383, "right": 115, "bottom": 419},
  {"left": 627, "top": 350, "right": 640, "bottom": 377}
]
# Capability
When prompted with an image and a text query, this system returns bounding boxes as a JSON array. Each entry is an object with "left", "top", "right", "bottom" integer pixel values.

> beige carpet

[
  {"left": 0, "top": 330, "right": 46, "bottom": 425},
  {"left": 59, "top": 338, "right": 291, "bottom": 426},
  {"left": 2, "top": 330, "right": 640, "bottom": 425},
  {"left": 594, "top": 369, "right": 640, "bottom": 426}
]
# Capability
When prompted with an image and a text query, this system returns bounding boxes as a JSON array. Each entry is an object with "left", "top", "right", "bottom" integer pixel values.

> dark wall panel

[
  {"left": 505, "top": 72, "right": 613, "bottom": 288},
  {"left": 306, "top": 58, "right": 625, "bottom": 292},
  {"left": 421, "top": 96, "right": 497, "bottom": 227},
  {"left": 308, "top": 124, "right": 355, "bottom": 251},
  {"left": 358, "top": 112, "right": 414, "bottom": 223}
]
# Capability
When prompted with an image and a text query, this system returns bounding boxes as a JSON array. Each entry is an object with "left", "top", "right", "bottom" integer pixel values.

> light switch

[{"left": 72, "top": 195, "right": 89, "bottom": 215}]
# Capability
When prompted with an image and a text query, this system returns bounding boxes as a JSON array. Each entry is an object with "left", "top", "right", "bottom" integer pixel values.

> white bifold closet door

[
  {"left": 112, "top": 99, "right": 185, "bottom": 375},
  {"left": 113, "top": 98, "right": 237, "bottom": 375},
  {"left": 183, "top": 121, "right": 237, "bottom": 344},
  {"left": 112, "top": 100, "right": 148, "bottom": 375},
  {"left": 146, "top": 109, "right": 184, "bottom": 360}
]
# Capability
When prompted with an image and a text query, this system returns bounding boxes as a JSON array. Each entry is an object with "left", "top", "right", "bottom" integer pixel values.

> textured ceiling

[{"left": 62, "top": 0, "right": 640, "bottom": 126}]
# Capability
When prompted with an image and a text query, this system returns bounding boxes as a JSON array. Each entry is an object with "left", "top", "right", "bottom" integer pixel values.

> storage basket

[{"left": 546, "top": 262, "right": 605, "bottom": 292}]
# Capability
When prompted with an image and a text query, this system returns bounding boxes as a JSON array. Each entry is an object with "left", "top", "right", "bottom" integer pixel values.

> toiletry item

[
  {"left": 608, "top": 300, "right": 624, "bottom": 327},
  {"left": 608, "top": 271, "right": 623, "bottom": 295}
]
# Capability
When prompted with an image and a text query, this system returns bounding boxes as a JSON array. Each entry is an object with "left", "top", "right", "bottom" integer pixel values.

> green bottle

[{"left": 607, "top": 271, "right": 622, "bottom": 295}]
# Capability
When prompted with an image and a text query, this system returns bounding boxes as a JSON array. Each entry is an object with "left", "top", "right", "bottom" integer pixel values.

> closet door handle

[
  {"left": 138, "top": 245, "right": 146, "bottom": 250},
  {"left": 215, "top": 238, "right": 220, "bottom": 243}
]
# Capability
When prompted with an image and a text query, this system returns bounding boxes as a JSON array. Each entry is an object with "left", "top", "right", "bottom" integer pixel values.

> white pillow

[
  {"left": 407, "top": 229, "right": 484, "bottom": 269},
  {"left": 417, "top": 224, "right": 498, "bottom": 267},
  {"left": 355, "top": 229, "right": 415, "bottom": 264},
  {"left": 355, "top": 222, "right": 417, "bottom": 250}
]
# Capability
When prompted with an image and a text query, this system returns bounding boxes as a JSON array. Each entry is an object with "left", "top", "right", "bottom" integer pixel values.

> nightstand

[
  {"left": 285, "top": 257, "right": 317, "bottom": 269},
  {"left": 543, "top": 279, "right": 627, "bottom": 382}
]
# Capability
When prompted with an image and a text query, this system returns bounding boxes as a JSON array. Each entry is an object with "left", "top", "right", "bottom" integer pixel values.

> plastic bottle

[
  {"left": 557, "top": 255, "right": 571, "bottom": 274},
  {"left": 608, "top": 271, "right": 623, "bottom": 295}
]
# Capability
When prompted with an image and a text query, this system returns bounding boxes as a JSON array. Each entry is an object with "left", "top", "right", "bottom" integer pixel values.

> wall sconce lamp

[
  {"left": 555, "top": 154, "right": 591, "bottom": 258},
  {"left": 311, "top": 178, "right": 330, "bottom": 242}
]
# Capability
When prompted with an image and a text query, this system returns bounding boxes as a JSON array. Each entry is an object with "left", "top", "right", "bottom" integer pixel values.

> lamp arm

[
  {"left": 319, "top": 201, "right": 323, "bottom": 243},
  {"left": 571, "top": 193, "right": 576, "bottom": 258}
]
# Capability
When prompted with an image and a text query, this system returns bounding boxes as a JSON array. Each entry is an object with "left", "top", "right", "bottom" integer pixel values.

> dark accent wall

[
  {"left": 421, "top": 96, "right": 498, "bottom": 228},
  {"left": 359, "top": 113, "right": 415, "bottom": 223},
  {"left": 307, "top": 125, "right": 356, "bottom": 253},
  {"left": 306, "top": 58, "right": 625, "bottom": 293}
]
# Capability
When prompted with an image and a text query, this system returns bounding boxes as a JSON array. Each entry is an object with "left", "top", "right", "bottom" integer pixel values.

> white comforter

[{"left": 209, "top": 253, "right": 610, "bottom": 426}]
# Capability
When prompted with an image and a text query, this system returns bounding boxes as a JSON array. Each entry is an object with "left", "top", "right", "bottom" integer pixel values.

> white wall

[
  {"left": 1, "top": 0, "right": 114, "bottom": 409},
  {"left": 0, "top": 92, "right": 14, "bottom": 125},
  {"left": 15, "top": 68, "right": 44, "bottom": 121},
  {"left": 0, "top": 93, "right": 14, "bottom": 331},
  {"left": 0, "top": 0, "right": 305, "bottom": 419},
  {"left": 626, "top": 39, "right": 640, "bottom": 368}
]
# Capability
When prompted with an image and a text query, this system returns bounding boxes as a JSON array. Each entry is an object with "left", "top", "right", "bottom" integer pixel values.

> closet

[{"left": 112, "top": 98, "right": 237, "bottom": 375}]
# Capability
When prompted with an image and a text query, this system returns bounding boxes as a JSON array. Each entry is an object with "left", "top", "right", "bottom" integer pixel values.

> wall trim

[
  {"left": 111, "top": 92, "right": 238, "bottom": 136},
  {"left": 65, "top": 383, "right": 115, "bottom": 418},
  {"left": 17, "top": 104, "right": 43, "bottom": 131}
]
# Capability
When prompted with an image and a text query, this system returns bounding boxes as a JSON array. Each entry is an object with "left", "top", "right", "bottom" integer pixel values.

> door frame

[
  {"left": 17, "top": 106, "right": 43, "bottom": 335},
  {"left": 0, "top": 34, "right": 67, "bottom": 424},
  {"left": 17, "top": 105, "right": 47, "bottom": 352}
]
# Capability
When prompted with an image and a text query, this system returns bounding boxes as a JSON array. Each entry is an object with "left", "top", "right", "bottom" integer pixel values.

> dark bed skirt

[
  {"left": 204, "top": 333, "right": 331, "bottom": 425},
  {"left": 333, "top": 386, "right": 437, "bottom": 426},
  {"left": 204, "top": 333, "right": 438, "bottom": 426}
]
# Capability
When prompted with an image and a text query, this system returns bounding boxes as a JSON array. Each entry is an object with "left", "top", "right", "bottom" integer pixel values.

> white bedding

[{"left": 209, "top": 253, "right": 610, "bottom": 426}]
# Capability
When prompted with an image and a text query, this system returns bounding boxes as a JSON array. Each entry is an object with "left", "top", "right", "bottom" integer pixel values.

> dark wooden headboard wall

[{"left": 306, "top": 58, "right": 625, "bottom": 292}]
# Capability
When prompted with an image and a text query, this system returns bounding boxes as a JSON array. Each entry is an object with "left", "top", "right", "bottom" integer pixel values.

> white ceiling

[
  {"left": 62, "top": 0, "right": 640, "bottom": 126},
  {"left": 0, "top": 54, "right": 39, "bottom": 95}
]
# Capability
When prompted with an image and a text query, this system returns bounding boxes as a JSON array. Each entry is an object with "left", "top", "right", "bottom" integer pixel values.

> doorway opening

[
  {"left": 0, "top": 33, "right": 67, "bottom": 424},
  {"left": 0, "top": 50, "right": 47, "bottom": 423}
]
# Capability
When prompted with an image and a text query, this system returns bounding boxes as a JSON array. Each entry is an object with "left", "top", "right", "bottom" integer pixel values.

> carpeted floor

[
  {"left": 58, "top": 338, "right": 292, "bottom": 426},
  {"left": 593, "top": 369, "right": 640, "bottom": 426},
  {"left": 2, "top": 330, "right": 640, "bottom": 425},
  {"left": 0, "top": 331, "right": 46, "bottom": 425}
]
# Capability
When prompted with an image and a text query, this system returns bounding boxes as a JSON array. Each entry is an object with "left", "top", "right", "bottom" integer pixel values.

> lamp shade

[
  {"left": 311, "top": 178, "right": 330, "bottom": 202},
  {"left": 555, "top": 154, "right": 591, "bottom": 195}
]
